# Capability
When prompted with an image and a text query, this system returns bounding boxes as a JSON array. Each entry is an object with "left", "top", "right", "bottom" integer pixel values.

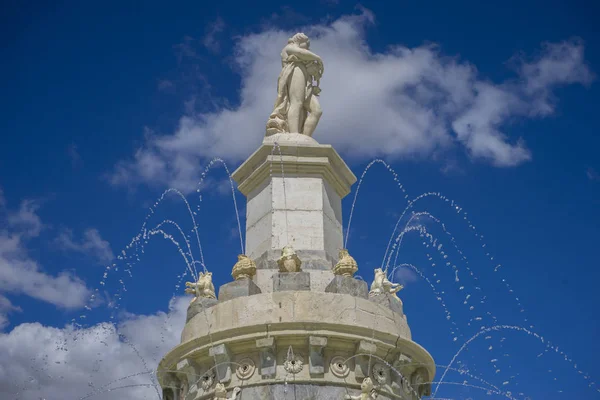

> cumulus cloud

[
  {"left": 0, "top": 297, "right": 188, "bottom": 400},
  {"left": 0, "top": 192, "right": 90, "bottom": 327},
  {"left": 56, "top": 228, "right": 115, "bottom": 264},
  {"left": 111, "top": 10, "right": 593, "bottom": 192}
]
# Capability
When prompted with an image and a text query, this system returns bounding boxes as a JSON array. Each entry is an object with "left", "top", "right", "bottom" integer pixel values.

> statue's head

[
  {"left": 374, "top": 268, "right": 384, "bottom": 277},
  {"left": 289, "top": 32, "right": 310, "bottom": 49}
]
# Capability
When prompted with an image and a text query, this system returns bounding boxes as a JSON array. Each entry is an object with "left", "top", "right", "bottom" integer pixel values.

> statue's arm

[{"left": 284, "top": 45, "right": 323, "bottom": 63}]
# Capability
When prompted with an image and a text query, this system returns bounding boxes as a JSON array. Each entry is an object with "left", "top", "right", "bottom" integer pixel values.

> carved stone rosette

[
  {"left": 231, "top": 254, "right": 257, "bottom": 280},
  {"left": 333, "top": 249, "right": 359, "bottom": 277},
  {"left": 283, "top": 354, "right": 304, "bottom": 374}
]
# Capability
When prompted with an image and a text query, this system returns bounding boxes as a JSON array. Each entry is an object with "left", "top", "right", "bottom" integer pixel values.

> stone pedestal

[
  {"left": 185, "top": 297, "right": 218, "bottom": 323},
  {"left": 218, "top": 279, "right": 262, "bottom": 302},
  {"left": 272, "top": 271, "right": 310, "bottom": 292},
  {"left": 232, "top": 134, "right": 357, "bottom": 293},
  {"left": 369, "top": 293, "right": 404, "bottom": 316},
  {"left": 325, "top": 276, "right": 368, "bottom": 298}
]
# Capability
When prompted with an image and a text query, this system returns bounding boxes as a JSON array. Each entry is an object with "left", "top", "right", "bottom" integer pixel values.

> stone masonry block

[
  {"left": 256, "top": 337, "right": 277, "bottom": 378},
  {"left": 325, "top": 276, "right": 368, "bottom": 298},
  {"left": 308, "top": 336, "right": 327, "bottom": 376},
  {"left": 369, "top": 293, "right": 404, "bottom": 316},
  {"left": 355, "top": 340, "right": 377, "bottom": 380},
  {"left": 209, "top": 344, "right": 232, "bottom": 383},
  {"left": 272, "top": 271, "right": 310, "bottom": 292},
  {"left": 218, "top": 279, "right": 262, "bottom": 302},
  {"left": 186, "top": 297, "right": 218, "bottom": 323}
]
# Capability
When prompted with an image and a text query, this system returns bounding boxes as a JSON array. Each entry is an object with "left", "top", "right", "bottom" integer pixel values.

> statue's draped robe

[{"left": 266, "top": 54, "right": 314, "bottom": 135}]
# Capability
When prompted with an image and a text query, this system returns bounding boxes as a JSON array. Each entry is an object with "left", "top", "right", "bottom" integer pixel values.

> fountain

[
  {"left": 156, "top": 32, "right": 434, "bottom": 400},
  {"left": 11, "top": 32, "right": 599, "bottom": 400}
]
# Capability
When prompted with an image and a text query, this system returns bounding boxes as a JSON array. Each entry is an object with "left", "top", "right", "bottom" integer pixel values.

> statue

[
  {"left": 277, "top": 245, "right": 302, "bottom": 273},
  {"left": 213, "top": 383, "right": 241, "bottom": 400},
  {"left": 231, "top": 254, "right": 257, "bottom": 280},
  {"left": 185, "top": 271, "right": 216, "bottom": 302},
  {"left": 343, "top": 377, "right": 378, "bottom": 400},
  {"left": 333, "top": 249, "right": 359, "bottom": 277},
  {"left": 369, "top": 268, "right": 403, "bottom": 299},
  {"left": 266, "top": 32, "right": 324, "bottom": 137}
]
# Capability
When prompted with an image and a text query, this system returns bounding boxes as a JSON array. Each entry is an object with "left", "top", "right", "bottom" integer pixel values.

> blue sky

[{"left": 1, "top": 0, "right": 599, "bottom": 399}]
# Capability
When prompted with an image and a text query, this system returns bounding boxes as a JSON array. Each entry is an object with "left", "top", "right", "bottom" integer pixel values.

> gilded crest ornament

[
  {"left": 231, "top": 254, "right": 257, "bottom": 280},
  {"left": 333, "top": 249, "right": 358, "bottom": 277},
  {"left": 277, "top": 245, "right": 302, "bottom": 273}
]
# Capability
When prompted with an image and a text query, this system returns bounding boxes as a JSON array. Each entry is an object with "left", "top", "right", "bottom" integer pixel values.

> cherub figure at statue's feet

[
  {"left": 213, "top": 383, "right": 241, "bottom": 400},
  {"left": 344, "top": 377, "right": 378, "bottom": 400}
]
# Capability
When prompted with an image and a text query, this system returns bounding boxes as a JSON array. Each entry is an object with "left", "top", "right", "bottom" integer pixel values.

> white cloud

[
  {"left": 0, "top": 192, "right": 91, "bottom": 327},
  {"left": 0, "top": 297, "right": 188, "bottom": 400},
  {"left": 203, "top": 17, "right": 226, "bottom": 53},
  {"left": 56, "top": 228, "right": 115, "bottom": 264},
  {"left": 111, "top": 10, "right": 593, "bottom": 192}
]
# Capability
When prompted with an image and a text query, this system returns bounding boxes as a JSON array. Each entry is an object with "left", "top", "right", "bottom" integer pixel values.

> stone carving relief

[
  {"left": 343, "top": 377, "right": 378, "bottom": 400},
  {"left": 213, "top": 383, "right": 241, "bottom": 400},
  {"left": 266, "top": 33, "right": 324, "bottom": 137},
  {"left": 200, "top": 370, "right": 216, "bottom": 391},
  {"left": 235, "top": 358, "right": 256, "bottom": 380},
  {"left": 371, "top": 363, "right": 389, "bottom": 385},
  {"left": 410, "top": 367, "right": 430, "bottom": 397},
  {"left": 284, "top": 353, "right": 304, "bottom": 374},
  {"left": 185, "top": 271, "right": 216, "bottom": 302},
  {"left": 369, "top": 268, "right": 403, "bottom": 299},
  {"left": 330, "top": 356, "right": 350, "bottom": 378},
  {"left": 278, "top": 245, "right": 302, "bottom": 272},
  {"left": 231, "top": 254, "right": 256, "bottom": 280},
  {"left": 333, "top": 249, "right": 359, "bottom": 277}
]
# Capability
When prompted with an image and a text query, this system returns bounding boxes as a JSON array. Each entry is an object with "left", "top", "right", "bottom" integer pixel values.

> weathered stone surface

[
  {"left": 185, "top": 297, "right": 218, "bottom": 323},
  {"left": 308, "top": 336, "right": 327, "bottom": 375},
  {"left": 232, "top": 141, "right": 356, "bottom": 268},
  {"left": 256, "top": 337, "right": 276, "bottom": 378},
  {"left": 272, "top": 271, "right": 310, "bottom": 292},
  {"left": 369, "top": 293, "right": 404, "bottom": 316},
  {"left": 218, "top": 279, "right": 262, "bottom": 302},
  {"left": 355, "top": 340, "right": 377, "bottom": 380},
  {"left": 325, "top": 275, "right": 368, "bottom": 298},
  {"left": 209, "top": 344, "right": 232, "bottom": 383},
  {"left": 232, "top": 384, "right": 394, "bottom": 400}
]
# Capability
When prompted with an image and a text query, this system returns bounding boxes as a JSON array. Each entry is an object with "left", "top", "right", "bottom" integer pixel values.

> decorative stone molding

[
  {"left": 209, "top": 344, "right": 232, "bottom": 383},
  {"left": 256, "top": 337, "right": 277, "bottom": 378},
  {"left": 231, "top": 254, "right": 256, "bottom": 280},
  {"left": 283, "top": 353, "right": 304, "bottom": 374},
  {"left": 355, "top": 340, "right": 377, "bottom": 380},
  {"left": 410, "top": 367, "right": 431, "bottom": 397},
  {"left": 174, "top": 358, "right": 198, "bottom": 397},
  {"left": 200, "top": 370, "right": 215, "bottom": 391},
  {"left": 330, "top": 356, "right": 350, "bottom": 378},
  {"left": 308, "top": 336, "right": 327, "bottom": 375},
  {"left": 333, "top": 249, "right": 358, "bottom": 277},
  {"left": 235, "top": 358, "right": 256, "bottom": 380},
  {"left": 371, "top": 363, "right": 389, "bottom": 385}
]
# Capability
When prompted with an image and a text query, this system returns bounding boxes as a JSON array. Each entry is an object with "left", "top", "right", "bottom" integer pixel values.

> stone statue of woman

[{"left": 266, "top": 33, "right": 324, "bottom": 137}]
